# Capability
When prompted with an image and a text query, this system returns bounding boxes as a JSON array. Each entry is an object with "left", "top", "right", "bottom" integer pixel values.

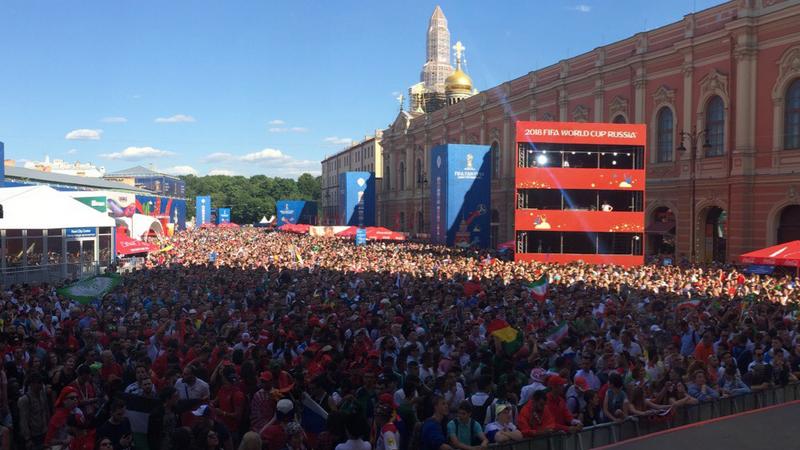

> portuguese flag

[
  {"left": 486, "top": 319, "right": 523, "bottom": 355},
  {"left": 525, "top": 274, "right": 549, "bottom": 302}
]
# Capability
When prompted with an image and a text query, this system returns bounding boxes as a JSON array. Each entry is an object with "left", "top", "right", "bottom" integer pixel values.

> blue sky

[{"left": 0, "top": 0, "right": 721, "bottom": 178}]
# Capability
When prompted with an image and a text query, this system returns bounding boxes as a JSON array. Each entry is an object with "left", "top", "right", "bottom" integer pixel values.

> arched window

[
  {"left": 399, "top": 162, "right": 405, "bottom": 191},
  {"left": 384, "top": 165, "right": 390, "bottom": 191},
  {"left": 656, "top": 107, "right": 674, "bottom": 163},
  {"left": 785, "top": 79, "right": 800, "bottom": 150},
  {"left": 416, "top": 158, "right": 423, "bottom": 185},
  {"left": 612, "top": 115, "right": 627, "bottom": 124},
  {"left": 705, "top": 95, "right": 725, "bottom": 157},
  {"left": 491, "top": 142, "right": 500, "bottom": 179}
]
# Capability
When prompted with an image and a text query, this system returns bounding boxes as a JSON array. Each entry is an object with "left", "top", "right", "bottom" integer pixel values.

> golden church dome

[{"left": 445, "top": 68, "right": 473, "bottom": 92}]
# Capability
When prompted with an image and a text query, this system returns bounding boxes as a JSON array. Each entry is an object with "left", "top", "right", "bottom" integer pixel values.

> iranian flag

[
  {"left": 486, "top": 319, "right": 523, "bottom": 355},
  {"left": 677, "top": 299, "right": 701, "bottom": 312},
  {"left": 546, "top": 321, "right": 569, "bottom": 343},
  {"left": 525, "top": 274, "right": 549, "bottom": 302}
]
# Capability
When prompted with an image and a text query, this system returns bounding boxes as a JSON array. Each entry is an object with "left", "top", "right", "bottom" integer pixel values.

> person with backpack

[
  {"left": 466, "top": 376, "right": 493, "bottom": 425},
  {"left": 446, "top": 401, "right": 487, "bottom": 450}
]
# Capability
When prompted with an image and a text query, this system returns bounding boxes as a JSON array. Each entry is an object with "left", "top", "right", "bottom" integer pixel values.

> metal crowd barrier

[
  {"left": 491, "top": 383, "right": 800, "bottom": 450},
  {"left": 1, "top": 262, "right": 103, "bottom": 284}
]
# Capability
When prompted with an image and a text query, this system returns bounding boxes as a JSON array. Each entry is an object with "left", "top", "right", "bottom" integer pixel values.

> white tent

[
  {"left": 259, "top": 215, "right": 275, "bottom": 225},
  {"left": 0, "top": 185, "right": 115, "bottom": 229}
]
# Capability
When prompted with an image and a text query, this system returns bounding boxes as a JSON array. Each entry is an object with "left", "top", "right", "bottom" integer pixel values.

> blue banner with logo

[
  {"left": 429, "top": 144, "right": 491, "bottom": 248},
  {"left": 355, "top": 228, "right": 367, "bottom": 246},
  {"left": 217, "top": 208, "right": 231, "bottom": 224},
  {"left": 66, "top": 227, "right": 96, "bottom": 238},
  {"left": 338, "top": 172, "right": 375, "bottom": 227},
  {"left": 277, "top": 200, "right": 317, "bottom": 225},
  {"left": 195, "top": 195, "right": 212, "bottom": 228}
]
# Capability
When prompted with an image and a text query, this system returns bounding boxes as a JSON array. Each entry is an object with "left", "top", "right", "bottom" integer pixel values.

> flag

[
  {"left": 486, "top": 319, "right": 523, "bottom": 355},
  {"left": 57, "top": 274, "right": 121, "bottom": 305},
  {"left": 525, "top": 274, "right": 549, "bottom": 302},
  {"left": 546, "top": 321, "right": 569, "bottom": 343},
  {"left": 301, "top": 392, "right": 329, "bottom": 434},
  {"left": 677, "top": 299, "right": 701, "bottom": 312}
]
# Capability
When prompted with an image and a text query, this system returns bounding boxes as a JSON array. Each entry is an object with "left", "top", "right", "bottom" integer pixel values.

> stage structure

[{"left": 515, "top": 121, "right": 646, "bottom": 265}]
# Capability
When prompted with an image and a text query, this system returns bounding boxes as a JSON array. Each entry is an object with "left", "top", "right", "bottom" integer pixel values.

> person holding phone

[{"left": 96, "top": 398, "right": 133, "bottom": 450}]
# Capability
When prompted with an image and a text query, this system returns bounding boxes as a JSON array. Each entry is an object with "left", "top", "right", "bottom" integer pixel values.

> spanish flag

[{"left": 486, "top": 319, "right": 523, "bottom": 355}]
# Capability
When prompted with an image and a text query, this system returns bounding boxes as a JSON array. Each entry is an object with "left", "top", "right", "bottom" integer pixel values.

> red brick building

[{"left": 378, "top": 0, "right": 800, "bottom": 263}]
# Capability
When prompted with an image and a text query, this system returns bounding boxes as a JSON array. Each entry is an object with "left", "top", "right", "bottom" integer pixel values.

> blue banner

[
  {"left": 355, "top": 228, "right": 367, "bottom": 246},
  {"left": 429, "top": 144, "right": 491, "bottom": 248},
  {"left": 66, "top": 227, "right": 96, "bottom": 238},
  {"left": 277, "top": 200, "right": 318, "bottom": 225},
  {"left": 136, "top": 195, "right": 187, "bottom": 231},
  {"left": 195, "top": 195, "right": 212, "bottom": 228},
  {"left": 217, "top": 208, "right": 231, "bottom": 224},
  {"left": 338, "top": 172, "right": 375, "bottom": 226}
]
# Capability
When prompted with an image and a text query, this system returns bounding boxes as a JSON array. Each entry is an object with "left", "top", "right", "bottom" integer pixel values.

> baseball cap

[
  {"left": 573, "top": 376, "right": 589, "bottom": 391},
  {"left": 547, "top": 375, "right": 567, "bottom": 389},
  {"left": 259, "top": 371, "right": 273, "bottom": 383},
  {"left": 191, "top": 405, "right": 211, "bottom": 417},
  {"left": 495, "top": 403, "right": 510, "bottom": 416},
  {"left": 276, "top": 399, "right": 294, "bottom": 414}
]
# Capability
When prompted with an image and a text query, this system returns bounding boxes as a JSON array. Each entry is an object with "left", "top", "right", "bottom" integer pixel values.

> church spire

[{"left": 421, "top": 5, "right": 453, "bottom": 94}]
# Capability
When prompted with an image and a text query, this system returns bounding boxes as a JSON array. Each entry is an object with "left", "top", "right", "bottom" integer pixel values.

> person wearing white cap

[{"left": 484, "top": 404, "right": 522, "bottom": 444}]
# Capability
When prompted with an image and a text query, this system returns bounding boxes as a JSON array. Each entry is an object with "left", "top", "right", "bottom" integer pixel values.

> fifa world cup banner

[
  {"left": 277, "top": 200, "right": 318, "bottom": 225},
  {"left": 196, "top": 195, "right": 212, "bottom": 228},
  {"left": 429, "top": 144, "right": 491, "bottom": 248},
  {"left": 217, "top": 207, "right": 231, "bottom": 224},
  {"left": 338, "top": 172, "right": 375, "bottom": 227}
]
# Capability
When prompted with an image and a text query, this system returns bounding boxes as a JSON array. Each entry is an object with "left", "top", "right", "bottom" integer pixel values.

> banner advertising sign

[
  {"left": 355, "top": 228, "right": 367, "bottom": 245},
  {"left": 277, "top": 200, "right": 318, "bottom": 225},
  {"left": 429, "top": 144, "right": 491, "bottom": 248},
  {"left": 196, "top": 196, "right": 212, "bottom": 228},
  {"left": 75, "top": 196, "right": 108, "bottom": 213},
  {"left": 137, "top": 195, "right": 187, "bottom": 231},
  {"left": 217, "top": 208, "right": 231, "bottom": 224},
  {"left": 66, "top": 227, "right": 97, "bottom": 238},
  {"left": 338, "top": 172, "right": 375, "bottom": 227}
]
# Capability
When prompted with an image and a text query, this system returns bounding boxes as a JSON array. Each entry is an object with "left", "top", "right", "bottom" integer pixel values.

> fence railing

[
  {"left": 491, "top": 383, "right": 800, "bottom": 450},
  {"left": 0, "top": 262, "right": 104, "bottom": 284}
]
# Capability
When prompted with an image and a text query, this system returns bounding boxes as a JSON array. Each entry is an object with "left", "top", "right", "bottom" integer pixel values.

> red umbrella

[
  {"left": 217, "top": 222, "right": 240, "bottom": 228},
  {"left": 200, "top": 222, "right": 216, "bottom": 229},
  {"left": 116, "top": 227, "right": 158, "bottom": 256}
]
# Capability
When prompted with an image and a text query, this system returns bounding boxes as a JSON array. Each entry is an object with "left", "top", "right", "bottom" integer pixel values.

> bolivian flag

[
  {"left": 487, "top": 319, "right": 523, "bottom": 355},
  {"left": 525, "top": 274, "right": 549, "bottom": 302}
]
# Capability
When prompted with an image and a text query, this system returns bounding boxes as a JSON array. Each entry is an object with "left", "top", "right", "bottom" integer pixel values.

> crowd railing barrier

[{"left": 490, "top": 383, "right": 800, "bottom": 450}]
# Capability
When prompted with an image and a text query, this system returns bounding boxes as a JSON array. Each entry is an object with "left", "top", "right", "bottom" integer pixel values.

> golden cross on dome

[
  {"left": 453, "top": 41, "right": 465, "bottom": 64},
  {"left": 396, "top": 93, "right": 405, "bottom": 111}
]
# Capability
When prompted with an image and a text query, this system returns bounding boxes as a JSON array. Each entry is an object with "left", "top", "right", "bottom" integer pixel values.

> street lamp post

[{"left": 677, "top": 128, "right": 712, "bottom": 263}]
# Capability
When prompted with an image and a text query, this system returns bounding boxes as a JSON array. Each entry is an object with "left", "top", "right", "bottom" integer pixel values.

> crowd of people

[{"left": 2, "top": 227, "right": 800, "bottom": 450}]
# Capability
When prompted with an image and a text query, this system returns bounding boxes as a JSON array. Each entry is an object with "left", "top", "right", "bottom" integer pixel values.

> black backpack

[{"left": 470, "top": 394, "right": 494, "bottom": 424}]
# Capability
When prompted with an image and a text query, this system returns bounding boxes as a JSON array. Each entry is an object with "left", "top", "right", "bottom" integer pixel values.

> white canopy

[
  {"left": 259, "top": 215, "right": 275, "bottom": 224},
  {"left": 0, "top": 185, "right": 115, "bottom": 230}
]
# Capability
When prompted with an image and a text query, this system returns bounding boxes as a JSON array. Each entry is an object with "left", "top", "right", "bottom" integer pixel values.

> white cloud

[
  {"left": 290, "top": 127, "right": 309, "bottom": 133},
  {"left": 100, "top": 146, "right": 174, "bottom": 161},
  {"left": 268, "top": 127, "right": 287, "bottom": 133},
  {"left": 65, "top": 129, "right": 102, "bottom": 140},
  {"left": 324, "top": 136, "right": 353, "bottom": 146},
  {"left": 569, "top": 4, "right": 591, "bottom": 12},
  {"left": 67, "top": 149, "right": 78, "bottom": 155},
  {"left": 268, "top": 119, "right": 285, "bottom": 125},
  {"left": 201, "top": 152, "right": 234, "bottom": 163},
  {"left": 240, "top": 148, "right": 287, "bottom": 162},
  {"left": 161, "top": 165, "right": 198, "bottom": 176},
  {"left": 101, "top": 116, "right": 128, "bottom": 123},
  {"left": 155, "top": 114, "right": 196, "bottom": 123},
  {"left": 208, "top": 169, "right": 235, "bottom": 176}
]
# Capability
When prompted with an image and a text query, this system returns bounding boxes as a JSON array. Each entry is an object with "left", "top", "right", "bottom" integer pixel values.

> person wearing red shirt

[
  {"left": 214, "top": 366, "right": 245, "bottom": 441},
  {"left": 99, "top": 351, "right": 123, "bottom": 383},
  {"left": 694, "top": 331, "right": 715, "bottom": 365},
  {"left": 517, "top": 390, "right": 555, "bottom": 438},
  {"left": 259, "top": 399, "right": 294, "bottom": 450},
  {"left": 544, "top": 377, "right": 582, "bottom": 433}
]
